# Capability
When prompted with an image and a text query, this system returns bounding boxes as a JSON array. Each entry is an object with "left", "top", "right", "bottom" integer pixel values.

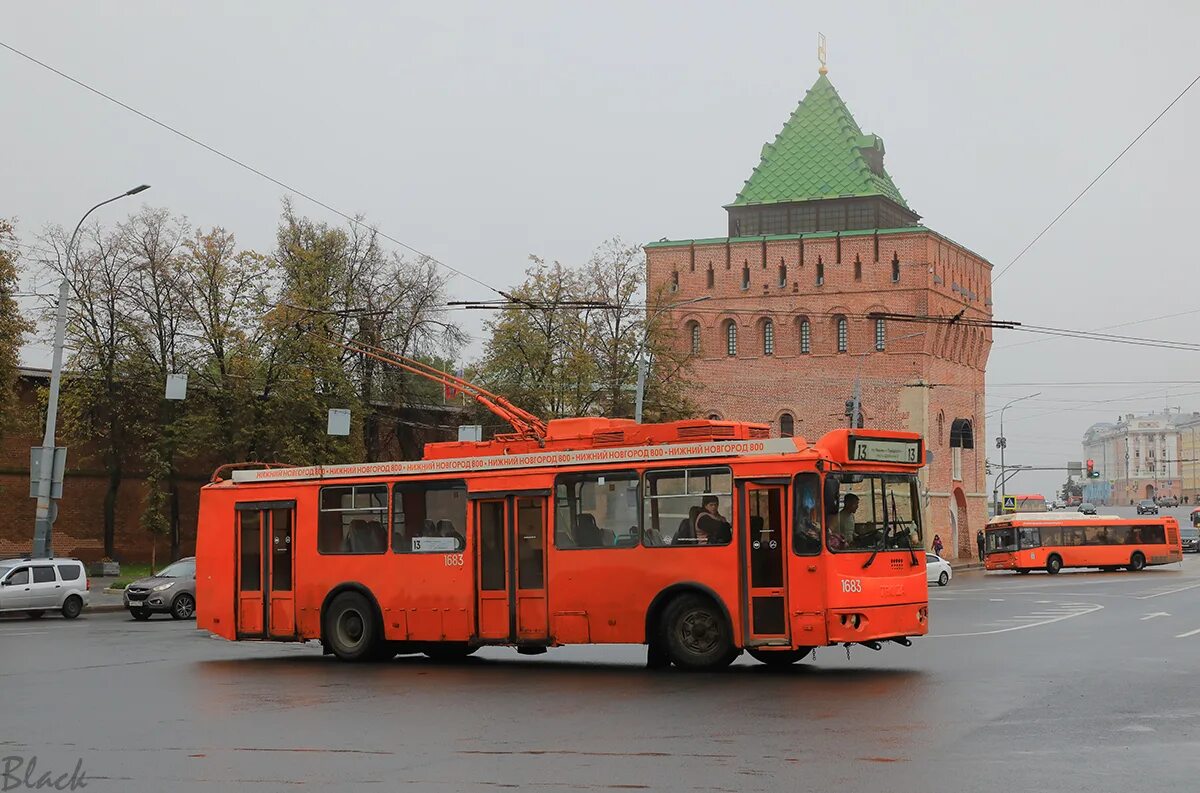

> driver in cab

[{"left": 834, "top": 493, "right": 861, "bottom": 548}]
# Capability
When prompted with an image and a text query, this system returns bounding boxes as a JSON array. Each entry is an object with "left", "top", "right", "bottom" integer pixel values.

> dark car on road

[
  {"left": 124, "top": 557, "right": 196, "bottom": 620},
  {"left": 1181, "top": 527, "right": 1199, "bottom": 553},
  {"left": 1136, "top": 499, "right": 1159, "bottom": 515},
  {"left": 1156, "top": 496, "right": 1179, "bottom": 508},
  {"left": 1077, "top": 502, "right": 1097, "bottom": 515}
]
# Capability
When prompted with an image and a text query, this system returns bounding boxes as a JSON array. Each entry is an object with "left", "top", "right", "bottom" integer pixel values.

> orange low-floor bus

[
  {"left": 1005, "top": 494, "right": 1047, "bottom": 513},
  {"left": 984, "top": 512, "right": 1182, "bottom": 574},
  {"left": 196, "top": 419, "right": 930, "bottom": 669}
]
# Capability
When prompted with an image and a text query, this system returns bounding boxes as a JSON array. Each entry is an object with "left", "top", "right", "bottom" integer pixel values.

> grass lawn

[{"left": 108, "top": 563, "right": 154, "bottom": 590}]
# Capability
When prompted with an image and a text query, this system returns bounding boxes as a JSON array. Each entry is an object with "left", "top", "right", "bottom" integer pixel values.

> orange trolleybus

[
  {"left": 984, "top": 512, "right": 1182, "bottom": 575},
  {"left": 195, "top": 340, "right": 929, "bottom": 670}
]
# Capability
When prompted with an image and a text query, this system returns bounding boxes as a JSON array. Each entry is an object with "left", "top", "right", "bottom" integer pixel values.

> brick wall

[
  {"left": 0, "top": 374, "right": 460, "bottom": 563},
  {"left": 647, "top": 228, "right": 992, "bottom": 558}
]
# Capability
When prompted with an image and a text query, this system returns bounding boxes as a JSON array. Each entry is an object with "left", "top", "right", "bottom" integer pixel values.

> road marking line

[
  {"left": 1141, "top": 612, "right": 1170, "bottom": 621},
  {"left": 1137, "top": 582, "right": 1200, "bottom": 600},
  {"left": 1175, "top": 628, "right": 1200, "bottom": 638},
  {"left": 0, "top": 631, "right": 46, "bottom": 636},
  {"left": 926, "top": 603, "right": 1103, "bottom": 638}
]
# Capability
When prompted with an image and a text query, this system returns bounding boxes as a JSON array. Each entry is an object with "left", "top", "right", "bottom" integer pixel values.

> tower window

[
  {"left": 800, "top": 319, "right": 811, "bottom": 354},
  {"left": 725, "top": 320, "right": 738, "bottom": 357},
  {"left": 816, "top": 258, "right": 824, "bottom": 286},
  {"left": 780, "top": 412, "right": 795, "bottom": 438},
  {"left": 671, "top": 271, "right": 679, "bottom": 292},
  {"left": 875, "top": 318, "right": 886, "bottom": 351},
  {"left": 706, "top": 263, "right": 714, "bottom": 288},
  {"left": 854, "top": 258, "right": 862, "bottom": 281},
  {"left": 688, "top": 321, "right": 701, "bottom": 356},
  {"left": 741, "top": 263, "right": 750, "bottom": 290},
  {"left": 837, "top": 316, "right": 848, "bottom": 353},
  {"left": 892, "top": 253, "right": 900, "bottom": 283},
  {"left": 763, "top": 319, "right": 775, "bottom": 356},
  {"left": 778, "top": 261, "right": 787, "bottom": 287}
]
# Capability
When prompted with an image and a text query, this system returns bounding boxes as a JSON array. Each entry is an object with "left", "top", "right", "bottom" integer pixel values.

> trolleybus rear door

[
  {"left": 475, "top": 494, "right": 550, "bottom": 643},
  {"left": 742, "top": 483, "right": 791, "bottom": 645},
  {"left": 235, "top": 501, "right": 296, "bottom": 639}
]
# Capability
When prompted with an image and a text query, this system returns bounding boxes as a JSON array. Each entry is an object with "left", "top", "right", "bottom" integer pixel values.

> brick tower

[{"left": 645, "top": 68, "right": 992, "bottom": 558}]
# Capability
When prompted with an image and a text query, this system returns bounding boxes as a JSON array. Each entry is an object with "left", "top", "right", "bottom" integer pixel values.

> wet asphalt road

[{"left": 3, "top": 556, "right": 1199, "bottom": 792}]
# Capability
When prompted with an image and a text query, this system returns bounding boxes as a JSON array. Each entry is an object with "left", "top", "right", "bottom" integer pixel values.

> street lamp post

[
  {"left": 32, "top": 185, "right": 150, "bottom": 558},
  {"left": 634, "top": 295, "right": 710, "bottom": 424},
  {"left": 993, "top": 391, "right": 1040, "bottom": 515}
]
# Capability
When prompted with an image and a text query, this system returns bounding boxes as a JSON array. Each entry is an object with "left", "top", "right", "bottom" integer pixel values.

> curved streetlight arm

[{"left": 63, "top": 185, "right": 151, "bottom": 271}]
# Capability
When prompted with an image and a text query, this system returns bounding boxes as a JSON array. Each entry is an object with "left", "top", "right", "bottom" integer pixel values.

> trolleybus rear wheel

[
  {"left": 324, "top": 591, "right": 379, "bottom": 662},
  {"left": 1128, "top": 552, "right": 1146, "bottom": 572},
  {"left": 662, "top": 593, "right": 737, "bottom": 671}
]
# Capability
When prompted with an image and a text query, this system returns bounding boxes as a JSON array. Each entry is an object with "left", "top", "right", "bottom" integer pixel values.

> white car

[
  {"left": 0, "top": 557, "right": 90, "bottom": 618},
  {"left": 926, "top": 553, "right": 952, "bottom": 587}
]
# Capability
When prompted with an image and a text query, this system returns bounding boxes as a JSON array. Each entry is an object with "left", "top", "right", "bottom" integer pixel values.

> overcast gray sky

[{"left": 5, "top": 1, "right": 1200, "bottom": 498}]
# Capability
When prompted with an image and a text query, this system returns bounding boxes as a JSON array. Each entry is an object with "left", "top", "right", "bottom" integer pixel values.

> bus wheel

[
  {"left": 1045, "top": 555, "right": 1063, "bottom": 575},
  {"left": 663, "top": 593, "right": 737, "bottom": 671},
  {"left": 423, "top": 643, "right": 478, "bottom": 663},
  {"left": 747, "top": 648, "right": 812, "bottom": 667},
  {"left": 324, "top": 591, "right": 379, "bottom": 662},
  {"left": 1128, "top": 552, "right": 1146, "bottom": 572}
]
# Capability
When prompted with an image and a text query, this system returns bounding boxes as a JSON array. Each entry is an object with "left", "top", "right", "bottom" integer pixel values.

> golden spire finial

[{"left": 818, "top": 32, "right": 828, "bottom": 75}]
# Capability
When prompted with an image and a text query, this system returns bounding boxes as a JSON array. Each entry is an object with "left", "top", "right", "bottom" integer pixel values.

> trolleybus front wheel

[{"left": 1045, "top": 555, "right": 1063, "bottom": 575}]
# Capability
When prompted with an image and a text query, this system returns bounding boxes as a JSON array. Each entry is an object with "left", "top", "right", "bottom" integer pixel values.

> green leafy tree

[
  {"left": 0, "top": 220, "right": 33, "bottom": 439},
  {"left": 475, "top": 239, "right": 695, "bottom": 428}
]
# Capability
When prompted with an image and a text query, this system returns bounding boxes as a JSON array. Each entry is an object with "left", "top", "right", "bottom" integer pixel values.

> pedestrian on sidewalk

[
  {"left": 976, "top": 529, "right": 985, "bottom": 561},
  {"left": 932, "top": 534, "right": 944, "bottom": 558}
]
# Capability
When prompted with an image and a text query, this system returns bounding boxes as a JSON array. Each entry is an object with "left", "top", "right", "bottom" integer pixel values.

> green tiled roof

[{"left": 729, "top": 74, "right": 909, "bottom": 209}]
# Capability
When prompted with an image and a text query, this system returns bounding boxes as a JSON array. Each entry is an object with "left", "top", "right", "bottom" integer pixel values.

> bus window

[
  {"left": 1142, "top": 524, "right": 1166, "bottom": 544},
  {"left": 1018, "top": 527, "right": 1040, "bottom": 549},
  {"left": 792, "top": 473, "right": 822, "bottom": 555},
  {"left": 554, "top": 471, "right": 639, "bottom": 549},
  {"left": 643, "top": 467, "right": 733, "bottom": 547},
  {"left": 828, "top": 474, "right": 922, "bottom": 552},
  {"left": 986, "top": 527, "right": 1016, "bottom": 554},
  {"left": 391, "top": 480, "right": 467, "bottom": 553},
  {"left": 318, "top": 484, "right": 387, "bottom": 554}
]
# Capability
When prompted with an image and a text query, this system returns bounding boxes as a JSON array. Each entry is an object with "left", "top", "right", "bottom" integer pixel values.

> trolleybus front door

[
  {"left": 742, "top": 483, "right": 792, "bottom": 645},
  {"left": 475, "top": 494, "right": 549, "bottom": 644},
  {"left": 235, "top": 501, "right": 296, "bottom": 639}
]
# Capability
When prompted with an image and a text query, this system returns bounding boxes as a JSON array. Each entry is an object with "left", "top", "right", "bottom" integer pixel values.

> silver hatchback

[
  {"left": 124, "top": 557, "right": 196, "bottom": 620},
  {"left": 0, "top": 558, "right": 90, "bottom": 619}
]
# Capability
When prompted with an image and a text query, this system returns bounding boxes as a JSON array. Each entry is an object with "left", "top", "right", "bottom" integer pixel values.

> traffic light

[{"left": 1086, "top": 459, "right": 1099, "bottom": 478}]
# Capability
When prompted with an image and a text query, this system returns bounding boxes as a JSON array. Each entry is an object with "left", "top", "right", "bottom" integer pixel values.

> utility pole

[
  {"left": 995, "top": 392, "right": 1039, "bottom": 515},
  {"left": 32, "top": 185, "right": 150, "bottom": 558}
]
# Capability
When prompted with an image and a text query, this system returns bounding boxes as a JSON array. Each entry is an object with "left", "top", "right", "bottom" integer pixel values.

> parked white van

[{"left": 0, "top": 558, "right": 90, "bottom": 619}]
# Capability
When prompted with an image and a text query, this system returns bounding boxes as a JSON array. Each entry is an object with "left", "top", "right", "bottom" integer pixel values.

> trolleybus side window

[
  {"left": 1018, "top": 527, "right": 1040, "bottom": 549},
  {"left": 643, "top": 466, "right": 733, "bottom": 547},
  {"left": 554, "top": 471, "right": 639, "bottom": 549},
  {"left": 391, "top": 480, "right": 468, "bottom": 553},
  {"left": 317, "top": 484, "right": 388, "bottom": 554},
  {"left": 792, "top": 473, "right": 822, "bottom": 555}
]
